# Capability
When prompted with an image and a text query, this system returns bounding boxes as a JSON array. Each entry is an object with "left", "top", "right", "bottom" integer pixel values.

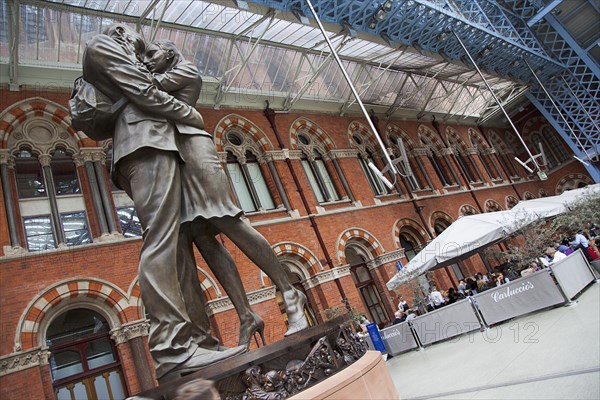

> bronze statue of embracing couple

[{"left": 74, "top": 23, "right": 308, "bottom": 382}]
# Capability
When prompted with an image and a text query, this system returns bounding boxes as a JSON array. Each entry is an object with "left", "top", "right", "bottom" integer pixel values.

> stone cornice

[
  {"left": 366, "top": 249, "right": 405, "bottom": 270},
  {"left": 206, "top": 286, "right": 276, "bottom": 316},
  {"left": 410, "top": 147, "right": 429, "bottom": 157},
  {"left": 286, "top": 150, "right": 304, "bottom": 160},
  {"left": 0, "top": 348, "right": 50, "bottom": 377},
  {"left": 264, "top": 150, "right": 288, "bottom": 161},
  {"left": 0, "top": 149, "right": 14, "bottom": 167},
  {"left": 328, "top": 149, "right": 359, "bottom": 159},
  {"left": 438, "top": 148, "right": 454, "bottom": 156},
  {"left": 465, "top": 147, "right": 479, "bottom": 156},
  {"left": 110, "top": 320, "right": 150, "bottom": 344},
  {"left": 304, "top": 266, "right": 351, "bottom": 290}
]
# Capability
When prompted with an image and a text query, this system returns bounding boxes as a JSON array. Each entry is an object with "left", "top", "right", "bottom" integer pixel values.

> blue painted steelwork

[
  {"left": 253, "top": 0, "right": 564, "bottom": 82},
  {"left": 248, "top": 0, "right": 599, "bottom": 181}
]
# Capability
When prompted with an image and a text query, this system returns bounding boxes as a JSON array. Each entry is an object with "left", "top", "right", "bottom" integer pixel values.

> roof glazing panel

[{"left": 12, "top": 0, "right": 526, "bottom": 120}]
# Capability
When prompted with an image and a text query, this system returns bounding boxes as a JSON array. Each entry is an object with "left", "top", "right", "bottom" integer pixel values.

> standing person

[
  {"left": 81, "top": 24, "right": 245, "bottom": 382},
  {"left": 143, "top": 40, "right": 309, "bottom": 346},
  {"left": 429, "top": 287, "right": 444, "bottom": 309},
  {"left": 571, "top": 229, "right": 593, "bottom": 261}
]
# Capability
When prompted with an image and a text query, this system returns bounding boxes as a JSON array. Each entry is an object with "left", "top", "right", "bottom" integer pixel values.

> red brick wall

[{"left": 0, "top": 87, "right": 595, "bottom": 398}]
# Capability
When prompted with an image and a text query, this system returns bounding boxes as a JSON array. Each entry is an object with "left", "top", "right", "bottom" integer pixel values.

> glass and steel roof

[{"left": 0, "top": 0, "right": 557, "bottom": 122}]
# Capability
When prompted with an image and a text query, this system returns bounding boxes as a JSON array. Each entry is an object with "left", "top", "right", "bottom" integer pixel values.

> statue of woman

[{"left": 143, "top": 39, "right": 309, "bottom": 348}]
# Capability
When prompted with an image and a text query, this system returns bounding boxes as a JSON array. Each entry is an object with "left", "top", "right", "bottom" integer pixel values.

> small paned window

[
  {"left": 14, "top": 149, "right": 46, "bottom": 199},
  {"left": 117, "top": 207, "right": 142, "bottom": 238},
  {"left": 24, "top": 215, "right": 56, "bottom": 251}
]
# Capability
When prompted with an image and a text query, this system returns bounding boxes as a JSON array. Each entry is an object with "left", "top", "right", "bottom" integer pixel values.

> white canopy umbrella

[
  {"left": 386, "top": 184, "right": 600, "bottom": 290},
  {"left": 387, "top": 210, "right": 521, "bottom": 290},
  {"left": 511, "top": 184, "right": 600, "bottom": 218}
]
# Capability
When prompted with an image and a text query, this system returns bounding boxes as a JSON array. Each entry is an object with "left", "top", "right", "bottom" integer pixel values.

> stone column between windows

[
  {"left": 239, "top": 154, "right": 264, "bottom": 210},
  {"left": 483, "top": 148, "right": 505, "bottom": 181},
  {"left": 439, "top": 148, "right": 462, "bottom": 186},
  {"left": 262, "top": 152, "right": 292, "bottom": 212},
  {"left": 465, "top": 148, "right": 486, "bottom": 183},
  {"left": 92, "top": 151, "right": 119, "bottom": 234},
  {"left": 415, "top": 147, "right": 445, "bottom": 190},
  {"left": 111, "top": 320, "right": 154, "bottom": 392},
  {"left": 0, "top": 150, "right": 21, "bottom": 248},
  {"left": 411, "top": 148, "right": 435, "bottom": 190},
  {"left": 77, "top": 151, "right": 109, "bottom": 236},
  {"left": 39, "top": 154, "right": 66, "bottom": 246},
  {"left": 328, "top": 151, "right": 356, "bottom": 203}
]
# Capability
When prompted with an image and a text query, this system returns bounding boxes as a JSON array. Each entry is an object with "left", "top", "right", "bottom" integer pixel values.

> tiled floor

[{"left": 385, "top": 283, "right": 600, "bottom": 400}]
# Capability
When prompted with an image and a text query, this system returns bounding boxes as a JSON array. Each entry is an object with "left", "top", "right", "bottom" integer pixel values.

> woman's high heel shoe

[
  {"left": 283, "top": 289, "right": 309, "bottom": 336},
  {"left": 238, "top": 312, "right": 266, "bottom": 348}
]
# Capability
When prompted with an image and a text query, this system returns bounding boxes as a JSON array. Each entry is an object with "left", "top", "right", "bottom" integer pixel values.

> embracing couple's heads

[{"left": 103, "top": 23, "right": 182, "bottom": 73}]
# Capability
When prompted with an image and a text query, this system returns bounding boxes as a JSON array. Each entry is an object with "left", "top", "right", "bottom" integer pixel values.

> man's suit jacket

[{"left": 82, "top": 34, "right": 204, "bottom": 167}]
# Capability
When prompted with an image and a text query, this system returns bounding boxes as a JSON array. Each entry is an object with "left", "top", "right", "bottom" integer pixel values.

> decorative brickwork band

[
  {"left": 336, "top": 228, "right": 384, "bottom": 266},
  {"left": 16, "top": 279, "right": 130, "bottom": 351},
  {"left": 290, "top": 118, "right": 336, "bottom": 152},
  {"left": 214, "top": 114, "right": 273, "bottom": 153}
]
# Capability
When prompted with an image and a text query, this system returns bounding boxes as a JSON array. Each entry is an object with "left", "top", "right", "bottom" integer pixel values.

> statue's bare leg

[
  {"left": 210, "top": 216, "right": 309, "bottom": 336},
  {"left": 191, "top": 222, "right": 265, "bottom": 347}
]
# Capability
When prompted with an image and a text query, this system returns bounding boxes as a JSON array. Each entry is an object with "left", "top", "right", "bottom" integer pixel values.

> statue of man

[{"left": 80, "top": 24, "right": 245, "bottom": 382}]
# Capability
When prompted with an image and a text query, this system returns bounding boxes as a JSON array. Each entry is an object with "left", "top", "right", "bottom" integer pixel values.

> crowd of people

[{"left": 396, "top": 226, "right": 600, "bottom": 317}]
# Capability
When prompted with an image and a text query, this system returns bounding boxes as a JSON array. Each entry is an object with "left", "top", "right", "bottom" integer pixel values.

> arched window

[
  {"left": 50, "top": 147, "right": 81, "bottom": 196},
  {"left": 447, "top": 132, "right": 481, "bottom": 183},
  {"left": 47, "top": 308, "right": 127, "bottom": 400},
  {"left": 357, "top": 152, "right": 388, "bottom": 196},
  {"left": 14, "top": 148, "right": 46, "bottom": 199},
  {"left": 13, "top": 146, "right": 91, "bottom": 251},
  {"left": 300, "top": 148, "right": 340, "bottom": 203},
  {"left": 346, "top": 247, "right": 388, "bottom": 325},
  {"left": 469, "top": 129, "right": 502, "bottom": 181},
  {"left": 487, "top": 130, "right": 520, "bottom": 179},
  {"left": 226, "top": 150, "right": 275, "bottom": 213},
  {"left": 389, "top": 135, "right": 428, "bottom": 191},
  {"left": 531, "top": 128, "right": 568, "bottom": 170},
  {"left": 420, "top": 134, "right": 456, "bottom": 186},
  {"left": 223, "top": 131, "right": 277, "bottom": 213}
]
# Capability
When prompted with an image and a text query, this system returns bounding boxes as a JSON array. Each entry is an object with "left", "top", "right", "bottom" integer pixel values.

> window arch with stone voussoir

[
  {"left": 468, "top": 128, "right": 502, "bottom": 181},
  {"left": 418, "top": 125, "right": 458, "bottom": 187},
  {"left": 271, "top": 242, "right": 323, "bottom": 326},
  {"left": 348, "top": 122, "right": 390, "bottom": 196},
  {"left": 386, "top": 124, "right": 430, "bottom": 192},
  {"left": 2, "top": 99, "right": 93, "bottom": 252},
  {"left": 290, "top": 118, "right": 346, "bottom": 204},
  {"left": 446, "top": 127, "right": 482, "bottom": 184},
  {"left": 486, "top": 129, "right": 520, "bottom": 179},
  {"left": 214, "top": 115, "right": 283, "bottom": 214}
]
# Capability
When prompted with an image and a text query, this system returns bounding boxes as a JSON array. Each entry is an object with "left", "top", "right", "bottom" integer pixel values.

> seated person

[
  {"left": 545, "top": 246, "right": 567, "bottom": 265},
  {"left": 557, "top": 239, "right": 574, "bottom": 256},
  {"left": 429, "top": 287, "right": 445, "bottom": 308},
  {"left": 446, "top": 288, "right": 459, "bottom": 304},
  {"left": 392, "top": 310, "right": 406, "bottom": 325},
  {"left": 405, "top": 309, "right": 417, "bottom": 321}
]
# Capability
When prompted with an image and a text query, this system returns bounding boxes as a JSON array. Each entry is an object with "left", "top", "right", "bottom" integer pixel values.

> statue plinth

[{"left": 136, "top": 316, "right": 376, "bottom": 399}]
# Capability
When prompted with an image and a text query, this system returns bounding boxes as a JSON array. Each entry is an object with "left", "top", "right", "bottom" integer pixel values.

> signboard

[
  {"left": 366, "top": 322, "right": 386, "bottom": 352},
  {"left": 551, "top": 250, "right": 596, "bottom": 299},
  {"left": 380, "top": 322, "right": 418, "bottom": 355},
  {"left": 474, "top": 270, "right": 565, "bottom": 325},
  {"left": 410, "top": 298, "right": 481, "bottom": 346},
  {"left": 396, "top": 260, "right": 403, "bottom": 271}
]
